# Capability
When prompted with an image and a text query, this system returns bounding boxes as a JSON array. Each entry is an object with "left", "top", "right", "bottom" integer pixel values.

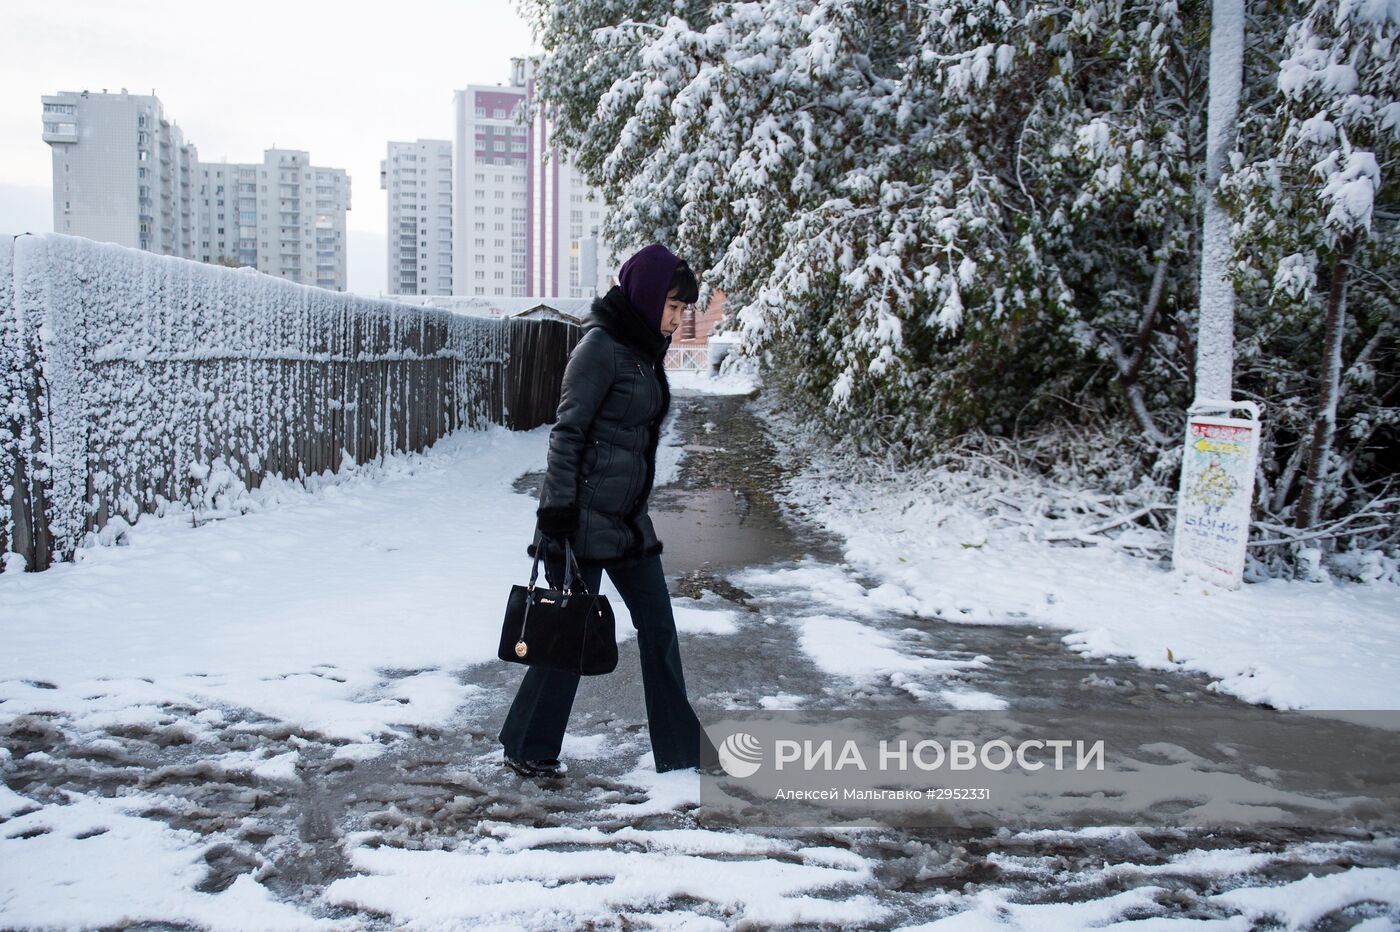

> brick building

[{"left": 665, "top": 288, "right": 730, "bottom": 370}]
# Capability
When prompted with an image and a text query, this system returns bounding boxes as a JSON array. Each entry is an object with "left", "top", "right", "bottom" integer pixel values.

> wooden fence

[{"left": 0, "top": 232, "right": 582, "bottom": 573}]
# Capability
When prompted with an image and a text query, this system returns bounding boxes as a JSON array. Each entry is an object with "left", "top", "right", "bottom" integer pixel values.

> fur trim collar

[{"left": 584, "top": 286, "right": 672, "bottom": 363}]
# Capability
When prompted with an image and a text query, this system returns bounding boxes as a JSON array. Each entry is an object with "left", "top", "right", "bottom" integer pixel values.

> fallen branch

[
  {"left": 1248, "top": 523, "right": 1392, "bottom": 548},
  {"left": 1042, "top": 504, "right": 1174, "bottom": 541}
]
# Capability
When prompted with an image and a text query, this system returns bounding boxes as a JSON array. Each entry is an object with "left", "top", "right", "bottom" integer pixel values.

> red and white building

[{"left": 451, "top": 58, "right": 618, "bottom": 300}]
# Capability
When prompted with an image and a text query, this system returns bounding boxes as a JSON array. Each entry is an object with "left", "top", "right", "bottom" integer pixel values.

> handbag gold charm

[{"left": 514, "top": 640, "right": 528, "bottom": 658}]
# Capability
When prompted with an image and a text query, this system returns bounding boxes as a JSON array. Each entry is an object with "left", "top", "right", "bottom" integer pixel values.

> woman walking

[{"left": 499, "top": 243, "right": 719, "bottom": 779}]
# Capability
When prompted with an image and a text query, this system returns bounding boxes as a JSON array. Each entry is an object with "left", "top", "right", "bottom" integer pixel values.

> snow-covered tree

[
  {"left": 523, "top": 0, "right": 1211, "bottom": 453},
  {"left": 1223, "top": 0, "right": 1398, "bottom": 539},
  {"left": 521, "top": 0, "right": 1398, "bottom": 570}
]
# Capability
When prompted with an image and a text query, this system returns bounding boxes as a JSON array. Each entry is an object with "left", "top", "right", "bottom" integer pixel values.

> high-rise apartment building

[
  {"left": 42, "top": 88, "right": 198, "bottom": 257},
  {"left": 452, "top": 65, "right": 527, "bottom": 298},
  {"left": 452, "top": 57, "right": 615, "bottom": 299},
  {"left": 197, "top": 149, "right": 351, "bottom": 291},
  {"left": 380, "top": 140, "right": 453, "bottom": 295},
  {"left": 43, "top": 90, "right": 352, "bottom": 291},
  {"left": 521, "top": 63, "right": 617, "bottom": 299}
]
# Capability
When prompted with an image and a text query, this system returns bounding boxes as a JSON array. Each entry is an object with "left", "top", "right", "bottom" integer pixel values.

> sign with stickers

[{"left": 1172, "top": 401, "right": 1261, "bottom": 589}]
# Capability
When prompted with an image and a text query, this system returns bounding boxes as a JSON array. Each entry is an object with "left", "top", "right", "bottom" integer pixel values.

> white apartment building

[
  {"left": 452, "top": 57, "right": 616, "bottom": 300},
  {"left": 42, "top": 88, "right": 198, "bottom": 257},
  {"left": 380, "top": 139, "right": 453, "bottom": 295},
  {"left": 197, "top": 148, "right": 351, "bottom": 292}
]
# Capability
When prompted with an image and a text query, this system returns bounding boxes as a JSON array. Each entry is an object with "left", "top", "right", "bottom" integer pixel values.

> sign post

[{"left": 1171, "top": 400, "right": 1261, "bottom": 589}]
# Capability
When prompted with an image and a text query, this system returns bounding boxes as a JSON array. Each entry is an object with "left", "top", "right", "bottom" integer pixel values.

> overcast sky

[{"left": 1, "top": 0, "right": 541, "bottom": 295}]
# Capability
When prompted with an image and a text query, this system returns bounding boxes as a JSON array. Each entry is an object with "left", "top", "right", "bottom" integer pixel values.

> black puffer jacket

[{"left": 526, "top": 285, "right": 672, "bottom": 575}]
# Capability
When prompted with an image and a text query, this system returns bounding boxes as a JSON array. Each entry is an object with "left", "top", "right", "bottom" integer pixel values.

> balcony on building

[{"left": 41, "top": 119, "right": 78, "bottom": 143}]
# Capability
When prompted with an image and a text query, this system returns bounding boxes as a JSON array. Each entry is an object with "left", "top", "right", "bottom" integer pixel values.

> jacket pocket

[{"left": 579, "top": 439, "right": 608, "bottom": 511}]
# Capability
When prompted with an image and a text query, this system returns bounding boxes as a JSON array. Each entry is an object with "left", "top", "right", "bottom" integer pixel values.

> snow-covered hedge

[{"left": 1, "top": 232, "right": 512, "bottom": 572}]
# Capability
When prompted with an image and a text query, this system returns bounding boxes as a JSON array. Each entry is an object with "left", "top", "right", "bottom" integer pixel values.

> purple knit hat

[{"left": 618, "top": 243, "right": 682, "bottom": 335}]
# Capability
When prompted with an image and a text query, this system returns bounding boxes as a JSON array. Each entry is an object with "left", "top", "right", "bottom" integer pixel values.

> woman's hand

[
  {"left": 536, "top": 504, "right": 579, "bottom": 541},
  {"left": 534, "top": 504, "right": 578, "bottom": 590}
]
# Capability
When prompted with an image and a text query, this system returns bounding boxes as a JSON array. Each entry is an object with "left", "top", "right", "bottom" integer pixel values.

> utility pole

[{"left": 1171, "top": 0, "right": 1261, "bottom": 589}]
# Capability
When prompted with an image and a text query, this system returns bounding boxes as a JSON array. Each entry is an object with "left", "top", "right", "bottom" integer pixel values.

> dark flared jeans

[{"left": 499, "top": 552, "right": 716, "bottom": 772}]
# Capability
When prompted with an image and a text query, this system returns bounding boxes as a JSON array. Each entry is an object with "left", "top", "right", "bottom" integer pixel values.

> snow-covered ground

[
  {"left": 3, "top": 364, "right": 1399, "bottom": 929},
  {"left": 0, "top": 374, "right": 740, "bottom": 748},
  {"left": 750, "top": 395, "right": 1400, "bottom": 713}
]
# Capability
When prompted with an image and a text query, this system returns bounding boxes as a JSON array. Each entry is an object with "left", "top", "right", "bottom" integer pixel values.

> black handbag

[{"left": 499, "top": 537, "right": 618, "bottom": 675}]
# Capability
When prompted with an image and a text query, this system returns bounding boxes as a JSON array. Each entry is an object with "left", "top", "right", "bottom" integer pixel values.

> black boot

[{"left": 504, "top": 753, "right": 568, "bottom": 779}]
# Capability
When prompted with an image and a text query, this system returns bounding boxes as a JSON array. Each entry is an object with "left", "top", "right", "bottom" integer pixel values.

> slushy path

[{"left": 2, "top": 384, "right": 1397, "bottom": 930}]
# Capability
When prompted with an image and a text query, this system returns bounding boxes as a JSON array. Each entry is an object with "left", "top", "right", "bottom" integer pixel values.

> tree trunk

[
  {"left": 1295, "top": 235, "right": 1357, "bottom": 530},
  {"left": 1111, "top": 230, "right": 1174, "bottom": 444}
]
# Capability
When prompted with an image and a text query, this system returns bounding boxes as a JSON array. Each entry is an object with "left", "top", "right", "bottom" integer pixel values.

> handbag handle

[
  {"left": 515, "top": 534, "right": 602, "bottom": 657},
  {"left": 528, "top": 535, "right": 591, "bottom": 598}
]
